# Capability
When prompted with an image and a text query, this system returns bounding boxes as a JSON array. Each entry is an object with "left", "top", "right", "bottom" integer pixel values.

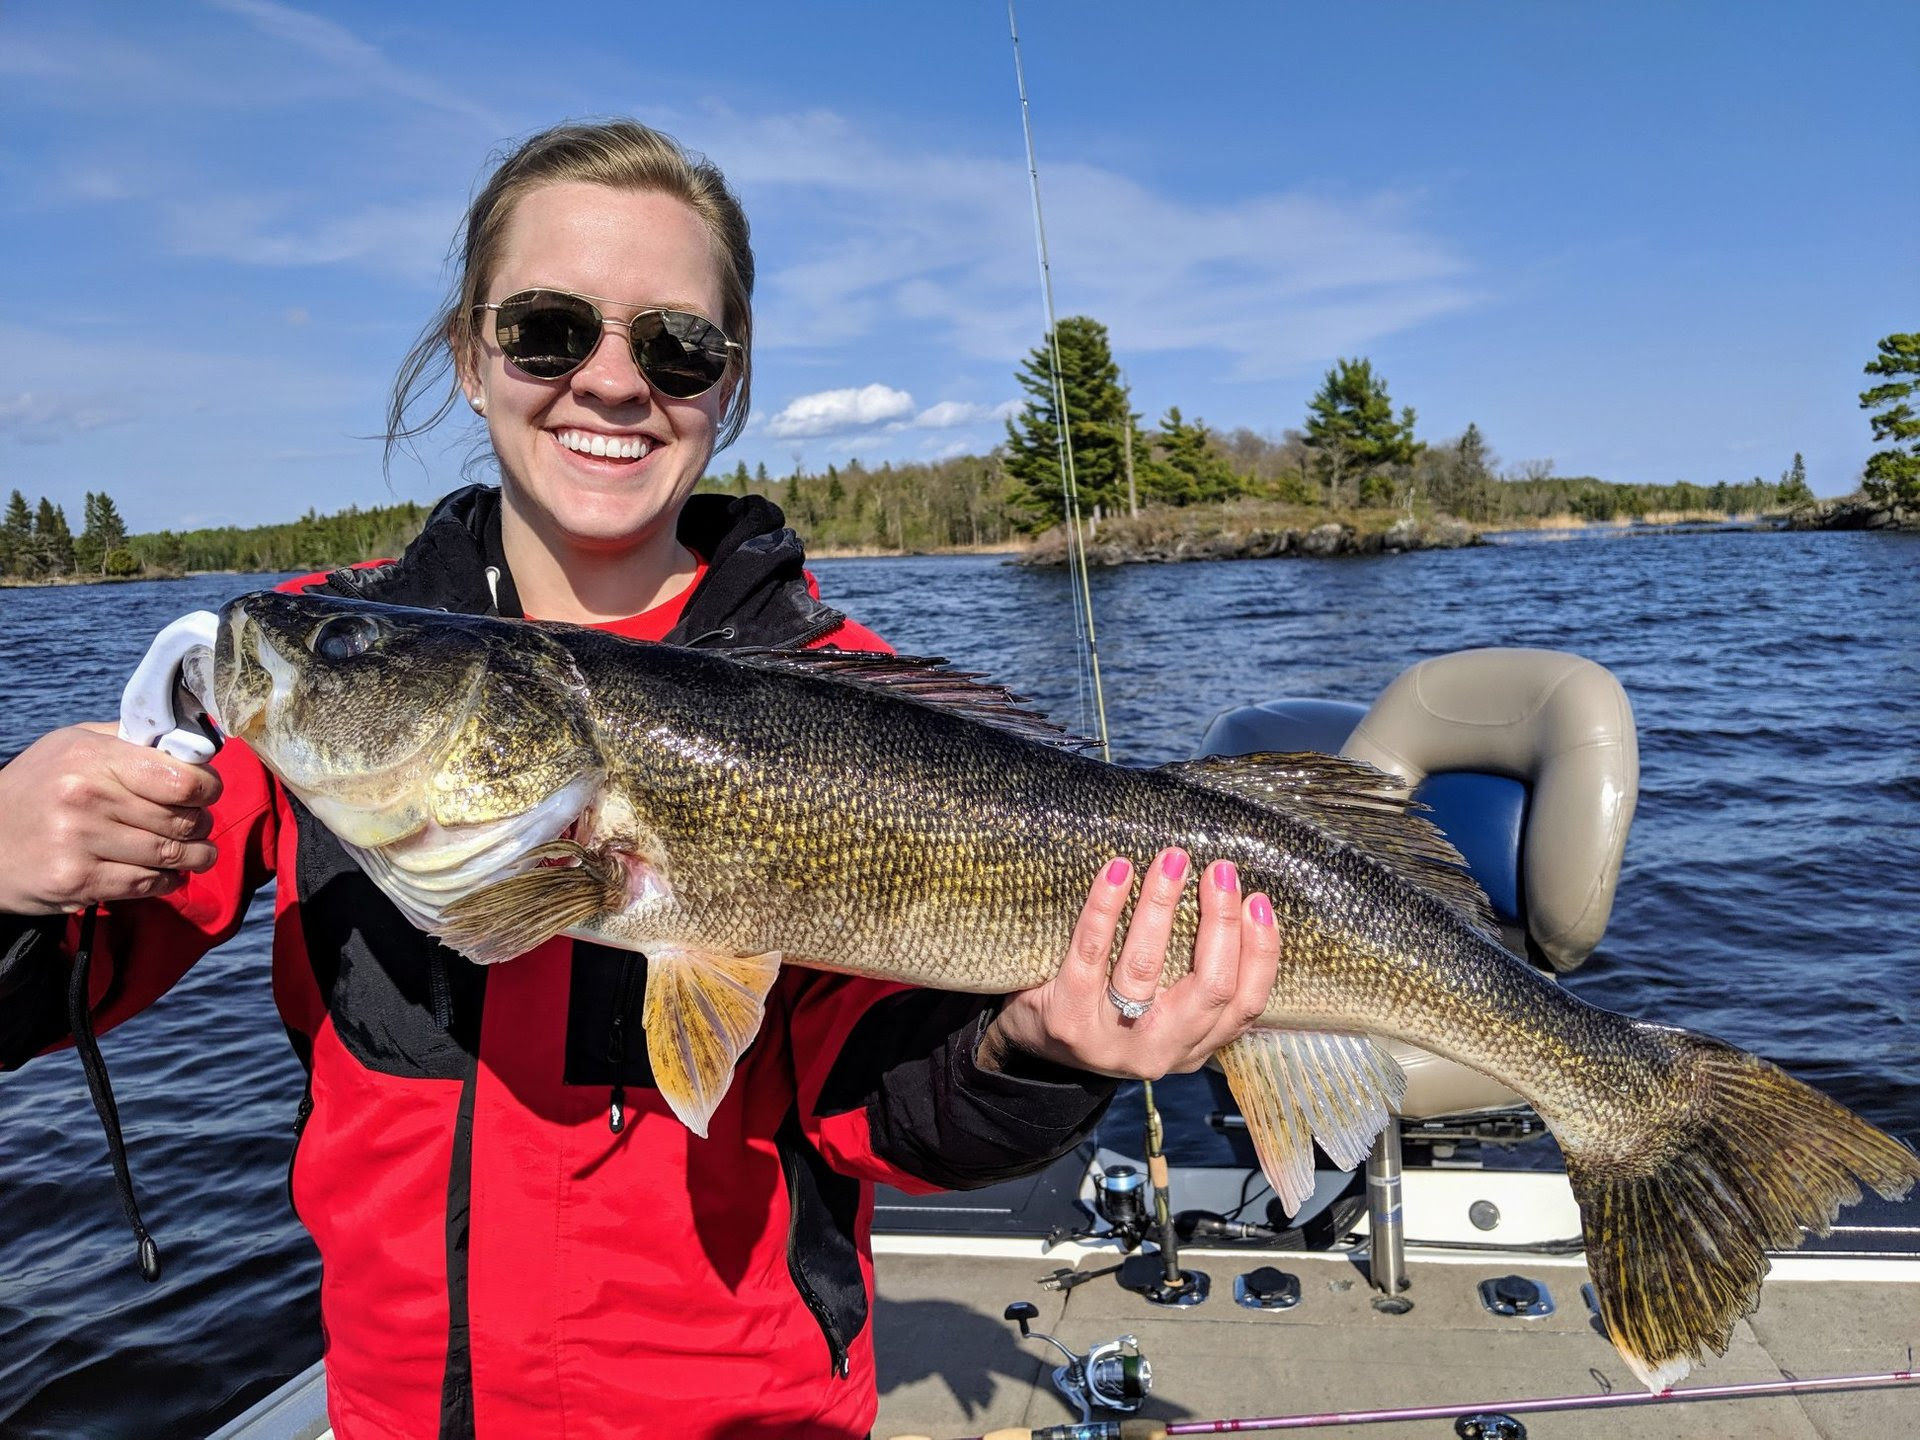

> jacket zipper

[
  {"left": 778, "top": 1141, "right": 850, "bottom": 1377},
  {"left": 285, "top": 1082, "right": 315, "bottom": 1223},
  {"left": 788, "top": 611, "right": 846, "bottom": 649},
  {"left": 428, "top": 953, "right": 452, "bottom": 1031}
]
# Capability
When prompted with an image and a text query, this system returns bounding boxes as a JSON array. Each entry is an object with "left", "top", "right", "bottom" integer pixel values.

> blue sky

[{"left": 2, "top": 1, "right": 1915, "bottom": 533}]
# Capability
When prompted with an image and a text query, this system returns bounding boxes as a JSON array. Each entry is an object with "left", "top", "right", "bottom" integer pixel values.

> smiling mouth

[{"left": 554, "top": 428, "right": 655, "bottom": 460}]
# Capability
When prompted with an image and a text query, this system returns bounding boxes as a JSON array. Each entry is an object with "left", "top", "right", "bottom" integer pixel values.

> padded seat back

[{"left": 1197, "top": 649, "right": 1638, "bottom": 1118}]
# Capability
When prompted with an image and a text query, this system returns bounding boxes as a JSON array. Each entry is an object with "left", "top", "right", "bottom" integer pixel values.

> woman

[{"left": 0, "top": 120, "right": 1278, "bottom": 1439}]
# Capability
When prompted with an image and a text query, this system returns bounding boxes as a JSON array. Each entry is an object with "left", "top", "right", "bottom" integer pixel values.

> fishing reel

[
  {"left": 1003, "top": 1303, "right": 1152, "bottom": 1423},
  {"left": 1092, "top": 1164, "right": 1153, "bottom": 1250},
  {"left": 1042, "top": 1163, "right": 1153, "bottom": 1255}
]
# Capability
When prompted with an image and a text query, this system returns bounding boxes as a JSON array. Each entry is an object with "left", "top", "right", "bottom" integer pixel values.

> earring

[{"left": 469, "top": 393, "right": 487, "bottom": 415}]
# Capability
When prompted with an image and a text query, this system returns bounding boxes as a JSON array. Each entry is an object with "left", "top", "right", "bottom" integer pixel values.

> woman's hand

[
  {"left": 0, "top": 724, "right": 222, "bottom": 916},
  {"left": 980, "top": 848, "right": 1279, "bottom": 1079}
]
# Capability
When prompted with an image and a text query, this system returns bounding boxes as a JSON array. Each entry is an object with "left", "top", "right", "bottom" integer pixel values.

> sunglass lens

[
  {"left": 495, "top": 291, "right": 602, "bottom": 379},
  {"left": 631, "top": 311, "right": 732, "bottom": 398}
]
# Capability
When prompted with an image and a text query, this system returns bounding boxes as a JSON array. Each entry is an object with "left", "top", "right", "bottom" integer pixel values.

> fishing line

[{"left": 1008, "top": 0, "right": 1111, "bottom": 760}]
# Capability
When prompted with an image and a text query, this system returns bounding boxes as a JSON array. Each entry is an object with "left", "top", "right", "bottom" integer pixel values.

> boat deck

[
  {"left": 871, "top": 1245, "right": 1919, "bottom": 1439},
  {"left": 209, "top": 1151, "right": 1920, "bottom": 1440}
]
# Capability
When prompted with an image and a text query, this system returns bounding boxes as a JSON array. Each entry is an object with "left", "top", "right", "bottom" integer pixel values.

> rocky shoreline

[
  {"left": 1017, "top": 516, "right": 1479, "bottom": 567},
  {"left": 1015, "top": 498, "right": 1917, "bottom": 568},
  {"left": 1783, "top": 498, "right": 1919, "bottom": 532}
]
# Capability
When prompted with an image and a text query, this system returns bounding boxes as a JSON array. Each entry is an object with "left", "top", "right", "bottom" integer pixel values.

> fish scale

[{"left": 214, "top": 589, "right": 1919, "bottom": 1396}]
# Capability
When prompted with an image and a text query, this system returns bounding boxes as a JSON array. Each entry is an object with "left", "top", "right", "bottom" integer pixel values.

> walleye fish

[{"left": 213, "top": 590, "right": 1917, "bottom": 1391}]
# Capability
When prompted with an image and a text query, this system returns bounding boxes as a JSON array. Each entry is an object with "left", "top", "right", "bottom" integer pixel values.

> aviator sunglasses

[{"left": 475, "top": 288, "right": 741, "bottom": 398}]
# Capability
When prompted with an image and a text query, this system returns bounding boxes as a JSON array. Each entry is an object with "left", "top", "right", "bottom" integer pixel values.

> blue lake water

[{"left": 1, "top": 529, "right": 1915, "bottom": 1437}]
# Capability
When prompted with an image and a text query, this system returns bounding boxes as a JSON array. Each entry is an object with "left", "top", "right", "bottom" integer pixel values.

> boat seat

[{"left": 1196, "top": 648, "right": 1637, "bottom": 1119}]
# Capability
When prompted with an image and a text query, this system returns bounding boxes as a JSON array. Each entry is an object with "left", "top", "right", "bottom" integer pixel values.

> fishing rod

[
  {"left": 1007, "top": 0, "right": 1205, "bottom": 1308},
  {"left": 1007, "top": 0, "right": 1110, "bottom": 762},
  {"left": 899, "top": 1365, "right": 1919, "bottom": 1438}
]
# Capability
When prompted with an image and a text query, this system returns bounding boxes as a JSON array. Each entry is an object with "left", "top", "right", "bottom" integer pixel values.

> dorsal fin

[
  {"left": 1160, "top": 751, "right": 1501, "bottom": 939},
  {"left": 726, "top": 647, "right": 1097, "bottom": 750}
]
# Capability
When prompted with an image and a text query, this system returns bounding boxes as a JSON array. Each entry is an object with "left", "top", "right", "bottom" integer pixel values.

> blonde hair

[{"left": 387, "top": 119, "right": 755, "bottom": 468}]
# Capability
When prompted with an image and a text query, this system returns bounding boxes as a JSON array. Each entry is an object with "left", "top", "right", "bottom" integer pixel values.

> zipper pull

[{"left": 609, "top": 1082, "right": 626, "bottom": 1134}]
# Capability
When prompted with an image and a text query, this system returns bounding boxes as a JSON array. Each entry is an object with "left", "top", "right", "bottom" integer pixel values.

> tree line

[
  {"left": 698, "top": 454, "right": 1027, "bottom": 552},
  {"left": 997, "top": 316, "right": 1829, "bottom": 529},
  {"left": 0, "top": 491, "right": 430, "bottom": 581},
  {"left": 5, "top": 328, "right": 1904, "bottom": 582},
  {"left": 1, "top": 490, "right": 137, "bottom": 579}
]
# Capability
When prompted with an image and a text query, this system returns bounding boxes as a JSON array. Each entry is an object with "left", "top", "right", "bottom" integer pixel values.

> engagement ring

[{"left": 1105, "top": 983, "right": 1154, "bottom": 1020}]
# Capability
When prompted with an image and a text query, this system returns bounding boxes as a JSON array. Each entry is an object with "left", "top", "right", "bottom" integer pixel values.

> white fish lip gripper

[{"left": 118, "top": 610, "right": 223, "bottom": 764}]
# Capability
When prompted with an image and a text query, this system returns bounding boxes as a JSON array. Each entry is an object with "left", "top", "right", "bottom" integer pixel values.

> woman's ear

[{"left": 451, "top": 320, "right": 486, "bottom": 415}]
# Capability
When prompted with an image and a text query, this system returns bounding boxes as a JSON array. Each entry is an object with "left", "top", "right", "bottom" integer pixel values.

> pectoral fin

[
  {"left": 1217, "top": 1028, "right": 1408, "bottom": 1216},
  {"left": 643, "top": 945, "right": 784, "bottom": 1137},
  {"left": 434, "top": 841, "right": 627, "bottom": 966}
]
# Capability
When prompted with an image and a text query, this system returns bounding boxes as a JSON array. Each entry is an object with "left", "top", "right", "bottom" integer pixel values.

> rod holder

[{"left": 1366, "top": 1123, "right": 1408, "bottom": 1299}]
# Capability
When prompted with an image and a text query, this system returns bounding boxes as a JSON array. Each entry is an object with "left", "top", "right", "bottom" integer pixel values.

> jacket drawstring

[
  {"left": 69, "top": 905, "right": 162, "bottom": 1282},
  {"left": 605, "top": 952, "right": 643, "bottom": 1133}
]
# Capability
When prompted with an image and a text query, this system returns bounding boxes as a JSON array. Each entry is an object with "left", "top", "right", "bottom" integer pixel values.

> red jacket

[{"left": 0, "top": 487, "right": 1113, "bottom": 1439}]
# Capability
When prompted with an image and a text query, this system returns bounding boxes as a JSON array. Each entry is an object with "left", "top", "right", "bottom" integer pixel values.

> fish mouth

[
  {"left": 212, "top": 603, "right": 268, "bottom": 742},
  {"left": 213, "top": 594, "right": 482, "bottom": 849}
]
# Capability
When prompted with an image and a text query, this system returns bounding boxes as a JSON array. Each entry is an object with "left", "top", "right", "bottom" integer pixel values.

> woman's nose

[{"left": 570, "top": 320, "right": 650, "bottom": 405}]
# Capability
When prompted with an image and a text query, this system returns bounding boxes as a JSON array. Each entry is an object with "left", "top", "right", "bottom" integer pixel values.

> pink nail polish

[
  {"left": 1249, "top": 894, "right": 1274, "bottom": 928},
  {"left": 1160, "top": 849, "right": 1188, "bottom": 882},
  {"left": 1213, "top": 860, "right": 1238, "bottom": 892},
  {"left": 1105, "top": 857, "right": 1132, "bottom": 887}
]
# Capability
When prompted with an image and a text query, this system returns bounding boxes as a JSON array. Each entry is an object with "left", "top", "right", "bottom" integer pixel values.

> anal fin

[
  {"left": 1217, "top": 1028, "right": 1407, "bottom": 1216},
  {"left": 643, "top": 946, "right": 784, "bottom": 1138}
]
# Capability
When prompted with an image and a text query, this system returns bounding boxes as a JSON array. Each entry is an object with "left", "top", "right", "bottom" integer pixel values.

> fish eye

[{"left": 310, "top": 614, "right": 381, "bottom": 662}]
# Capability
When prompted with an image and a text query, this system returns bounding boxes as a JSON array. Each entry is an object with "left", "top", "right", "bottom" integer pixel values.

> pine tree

[
  {"left": 85, "top": 491, "right": 131, "bottom": 575},
  {"left": 95, "top": 492, "right": 127, "bottom": 553},
  {"left": 74, "top": 491, "right": 105, "bottom": 575},
  {"left": 1303, "top": 358, "right": 1421, "bottom": 509},
  {"left": 33, "top": 497, "right": 74, "bottom": 576},
  {"left": 1430, "top": 422, "right": 1497, "bottom": 520},
  {"left": 1148, "top": 407, "right": 1241, "bottom": 505},
  {"left": 1003, "top": 316, "right": 1135, "bottom": 527},
  {"left": 729, "top": 461, "right": 750, "bottom": 495},
  {"left": 1776, "top": 452, "right": 1814, "bottom": 511},
  {"left": 786, "top": 467, "right": 809, "bottom": 527},
  {"left": 0, "top": 490, "right": 30, "bottom": 575},
  {"left": 1859, "top": 333, "right": 1920, "bottom": 510}
]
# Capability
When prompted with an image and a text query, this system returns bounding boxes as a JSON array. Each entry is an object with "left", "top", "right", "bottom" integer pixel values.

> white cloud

[
  {"left": 203, "top": 0, "right": 507, "bottom": 131},
  {"left": 912, "top": 399, "right": 1016, "bottom": 430},
  {"left": 162, "top": 192, "right": 455, "bottom": 277},
  {"left": 766, "top": 384, "right": 916, "bottom": 439},
  {"left": 688, "top": 105, "right": 1481, "bottom": 380},
  {"left": 0, "top": 391, "right": 125, "bottom": 443}
]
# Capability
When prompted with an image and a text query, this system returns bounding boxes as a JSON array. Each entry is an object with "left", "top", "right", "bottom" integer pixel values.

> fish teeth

[{"left": 555, "top": 428, "right": 652, "bottom": 460}]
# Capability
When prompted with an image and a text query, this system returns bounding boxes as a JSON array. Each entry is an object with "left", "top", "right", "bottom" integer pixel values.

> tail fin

[{"left": 1567, "top": 1033, "right": 1919, "bottom": 1391}]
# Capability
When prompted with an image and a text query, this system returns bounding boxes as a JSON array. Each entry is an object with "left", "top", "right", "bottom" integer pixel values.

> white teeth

[{"left": 556, "top": 429, "right": 652, "bottom": 460}]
